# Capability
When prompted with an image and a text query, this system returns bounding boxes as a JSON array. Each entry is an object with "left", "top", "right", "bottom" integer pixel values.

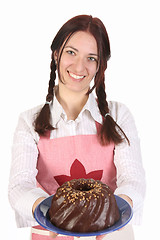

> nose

[{"left": 73, "top": 57, "right": 86, "bottom": 73}]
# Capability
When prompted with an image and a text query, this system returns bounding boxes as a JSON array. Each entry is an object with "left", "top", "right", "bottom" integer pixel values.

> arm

[
  {"left": 111, "top": 102, "right": 146, "bottom": 224},
  {"left": 8, "top": 109, "right": 49, "bottom": 227}
]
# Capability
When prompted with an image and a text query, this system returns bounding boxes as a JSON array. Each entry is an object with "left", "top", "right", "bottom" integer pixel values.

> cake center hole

[{"left": 75, "top": 183, "right": 94, "bottom": 192}]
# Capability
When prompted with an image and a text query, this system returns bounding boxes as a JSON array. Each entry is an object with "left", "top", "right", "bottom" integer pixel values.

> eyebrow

[{"left": 64, "top": 45, "right": 99, "bottom": 57}]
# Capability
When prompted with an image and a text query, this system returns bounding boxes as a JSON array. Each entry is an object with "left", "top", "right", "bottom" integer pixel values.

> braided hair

[
  {"left": 34, "top": 15, "right": 129, "bottom": 145},
  {"left": 34, "top": 52, "right": 56, "bottom": 135},
  {"left": 95, "top": 78, "right": 129, "bottom": 145}
]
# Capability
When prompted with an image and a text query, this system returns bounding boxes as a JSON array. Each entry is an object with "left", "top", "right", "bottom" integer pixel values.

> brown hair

[{"left": 34, "top": 15, "right": 129, "bottom": 145}]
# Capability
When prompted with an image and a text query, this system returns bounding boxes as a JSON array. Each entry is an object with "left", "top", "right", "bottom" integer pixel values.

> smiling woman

[{"left": 8, "top": 14, "right": 145, "bottom": 240}]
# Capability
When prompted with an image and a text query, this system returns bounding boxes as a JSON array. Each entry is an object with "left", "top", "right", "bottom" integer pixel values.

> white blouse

[{"left": 8, "top": 92, "right": 146, "bottom": 227}]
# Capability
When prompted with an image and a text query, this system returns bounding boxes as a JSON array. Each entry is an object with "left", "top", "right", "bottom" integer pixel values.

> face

[{"left": 55, "top": 31, "right": 99, "bottom": 94}]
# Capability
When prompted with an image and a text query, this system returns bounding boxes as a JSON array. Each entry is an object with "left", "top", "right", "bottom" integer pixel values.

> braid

[
  {"left": 34, "top": 53, "right": 56, "bottom": 135},
  {"left": 46, "top": 53, "right": 56, "bottom": 101},
  {"left": 96, "top": 78, "right": 109, "bottom": 117},
  {"left": 96, "top": 77, "right": 130, "bottom": 145}
]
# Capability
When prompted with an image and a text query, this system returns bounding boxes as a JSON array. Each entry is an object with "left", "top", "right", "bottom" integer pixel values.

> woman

[{"left": 8, "top": 15, "right": 145, "bottom": 240}]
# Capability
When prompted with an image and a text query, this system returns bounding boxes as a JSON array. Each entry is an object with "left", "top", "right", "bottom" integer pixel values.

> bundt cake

[{"left": 49, "top": 178, "right": 120, "bottom": 233}]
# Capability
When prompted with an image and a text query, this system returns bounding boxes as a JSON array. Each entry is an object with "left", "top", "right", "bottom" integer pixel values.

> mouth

[{"left": 67, "top": 71, "right": 86, "bottom": 81}]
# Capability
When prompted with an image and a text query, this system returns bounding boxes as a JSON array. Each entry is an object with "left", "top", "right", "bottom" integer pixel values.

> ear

[{"left": 53, "top": 51, "right": 58, "bottom": 64}]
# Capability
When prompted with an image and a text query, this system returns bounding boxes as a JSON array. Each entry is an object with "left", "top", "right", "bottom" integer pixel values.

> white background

[{"left": 1, "top": 0, "right": 159, "bottom": 239}]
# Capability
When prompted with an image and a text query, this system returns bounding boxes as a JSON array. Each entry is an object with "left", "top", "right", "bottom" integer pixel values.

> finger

[
  {"left": 96, "top": 234, "right": 106, "bottom": 240},
  {"left": 49, "top": 231, "right": 58, "bottom": 238},
  {"left": 118, "top": 226, "right": 125, "bottom": 231}
]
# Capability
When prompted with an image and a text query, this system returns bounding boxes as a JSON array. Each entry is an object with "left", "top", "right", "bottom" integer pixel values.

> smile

[{"left": 68, "top": 71, "right": 85, "bottom": 80}]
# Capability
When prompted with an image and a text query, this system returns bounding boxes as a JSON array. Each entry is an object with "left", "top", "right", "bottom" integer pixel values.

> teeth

[{"left": 69, "top": 72, "right": 85, "bottom": 79}]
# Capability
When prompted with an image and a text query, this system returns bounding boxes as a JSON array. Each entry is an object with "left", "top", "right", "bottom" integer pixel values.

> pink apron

[{"left": 32, "top": 121, "right": 117, "bottom": 240}]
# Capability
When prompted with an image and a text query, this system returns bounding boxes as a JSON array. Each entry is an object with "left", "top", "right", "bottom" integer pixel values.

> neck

[{"left": 55, "top": 85, "right": 89, "bottom": 120}]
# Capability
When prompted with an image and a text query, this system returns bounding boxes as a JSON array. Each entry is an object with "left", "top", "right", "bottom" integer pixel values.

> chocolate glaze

[{"left": 49, "top": 178, "right": 120, "bottom": 233}]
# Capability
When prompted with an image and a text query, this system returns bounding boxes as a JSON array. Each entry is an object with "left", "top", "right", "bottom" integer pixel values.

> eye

[
  {"left": 88, "top": 56, "right": 97, "bottom": 62},
  {"left": 66, "top": 50, "right": 75, "bottom": 56}
]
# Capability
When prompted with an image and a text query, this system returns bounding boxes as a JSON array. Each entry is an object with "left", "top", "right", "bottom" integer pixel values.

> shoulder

[
  {"left": 19, "top": 104, "right": 43, "bottom": 122},
  {"left": 108, "top": 101, "right": 133, "bottom": 122},
  {"left": 108, "top": 101, "right": 136, "bottom": 132},
  {"left": 108, "top": 101, "right": 139, "bottom": 145},
  {"left": 16, "top": 104, "right": 43, "bottom": 142}
]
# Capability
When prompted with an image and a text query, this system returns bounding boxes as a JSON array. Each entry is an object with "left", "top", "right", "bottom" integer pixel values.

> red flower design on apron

[{"left": 54, "top": 159, "right": 103, "bottom": 186}]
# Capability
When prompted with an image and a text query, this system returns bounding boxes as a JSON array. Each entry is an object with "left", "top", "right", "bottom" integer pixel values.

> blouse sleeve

[
  {"left": 8, "top": 108, "right": 49, "bottom": 227},
  {"left": 111, "top": 102, "right": 146, "bottom": 225}
]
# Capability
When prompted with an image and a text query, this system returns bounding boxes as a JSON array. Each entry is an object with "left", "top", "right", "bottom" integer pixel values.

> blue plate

[{"left": 34, "top": 195, "right": 133, "bottom": 237}]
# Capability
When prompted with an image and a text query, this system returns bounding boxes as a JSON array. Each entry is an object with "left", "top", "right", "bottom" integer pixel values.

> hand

[
  {"left": 32, "top": 197, "right": 46, "bottom": 216},
  {"left": 49, "top": 231, "right": 58, "bottom": 238},
  {"left": 96, "top": 235, "right": 106, "bottom": 240},
  {"left": 49, "top": 233, "right": 106, "bottom": 239},
  {"left": 118, "top": 194, "right": 133, "bottom": 208}
]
